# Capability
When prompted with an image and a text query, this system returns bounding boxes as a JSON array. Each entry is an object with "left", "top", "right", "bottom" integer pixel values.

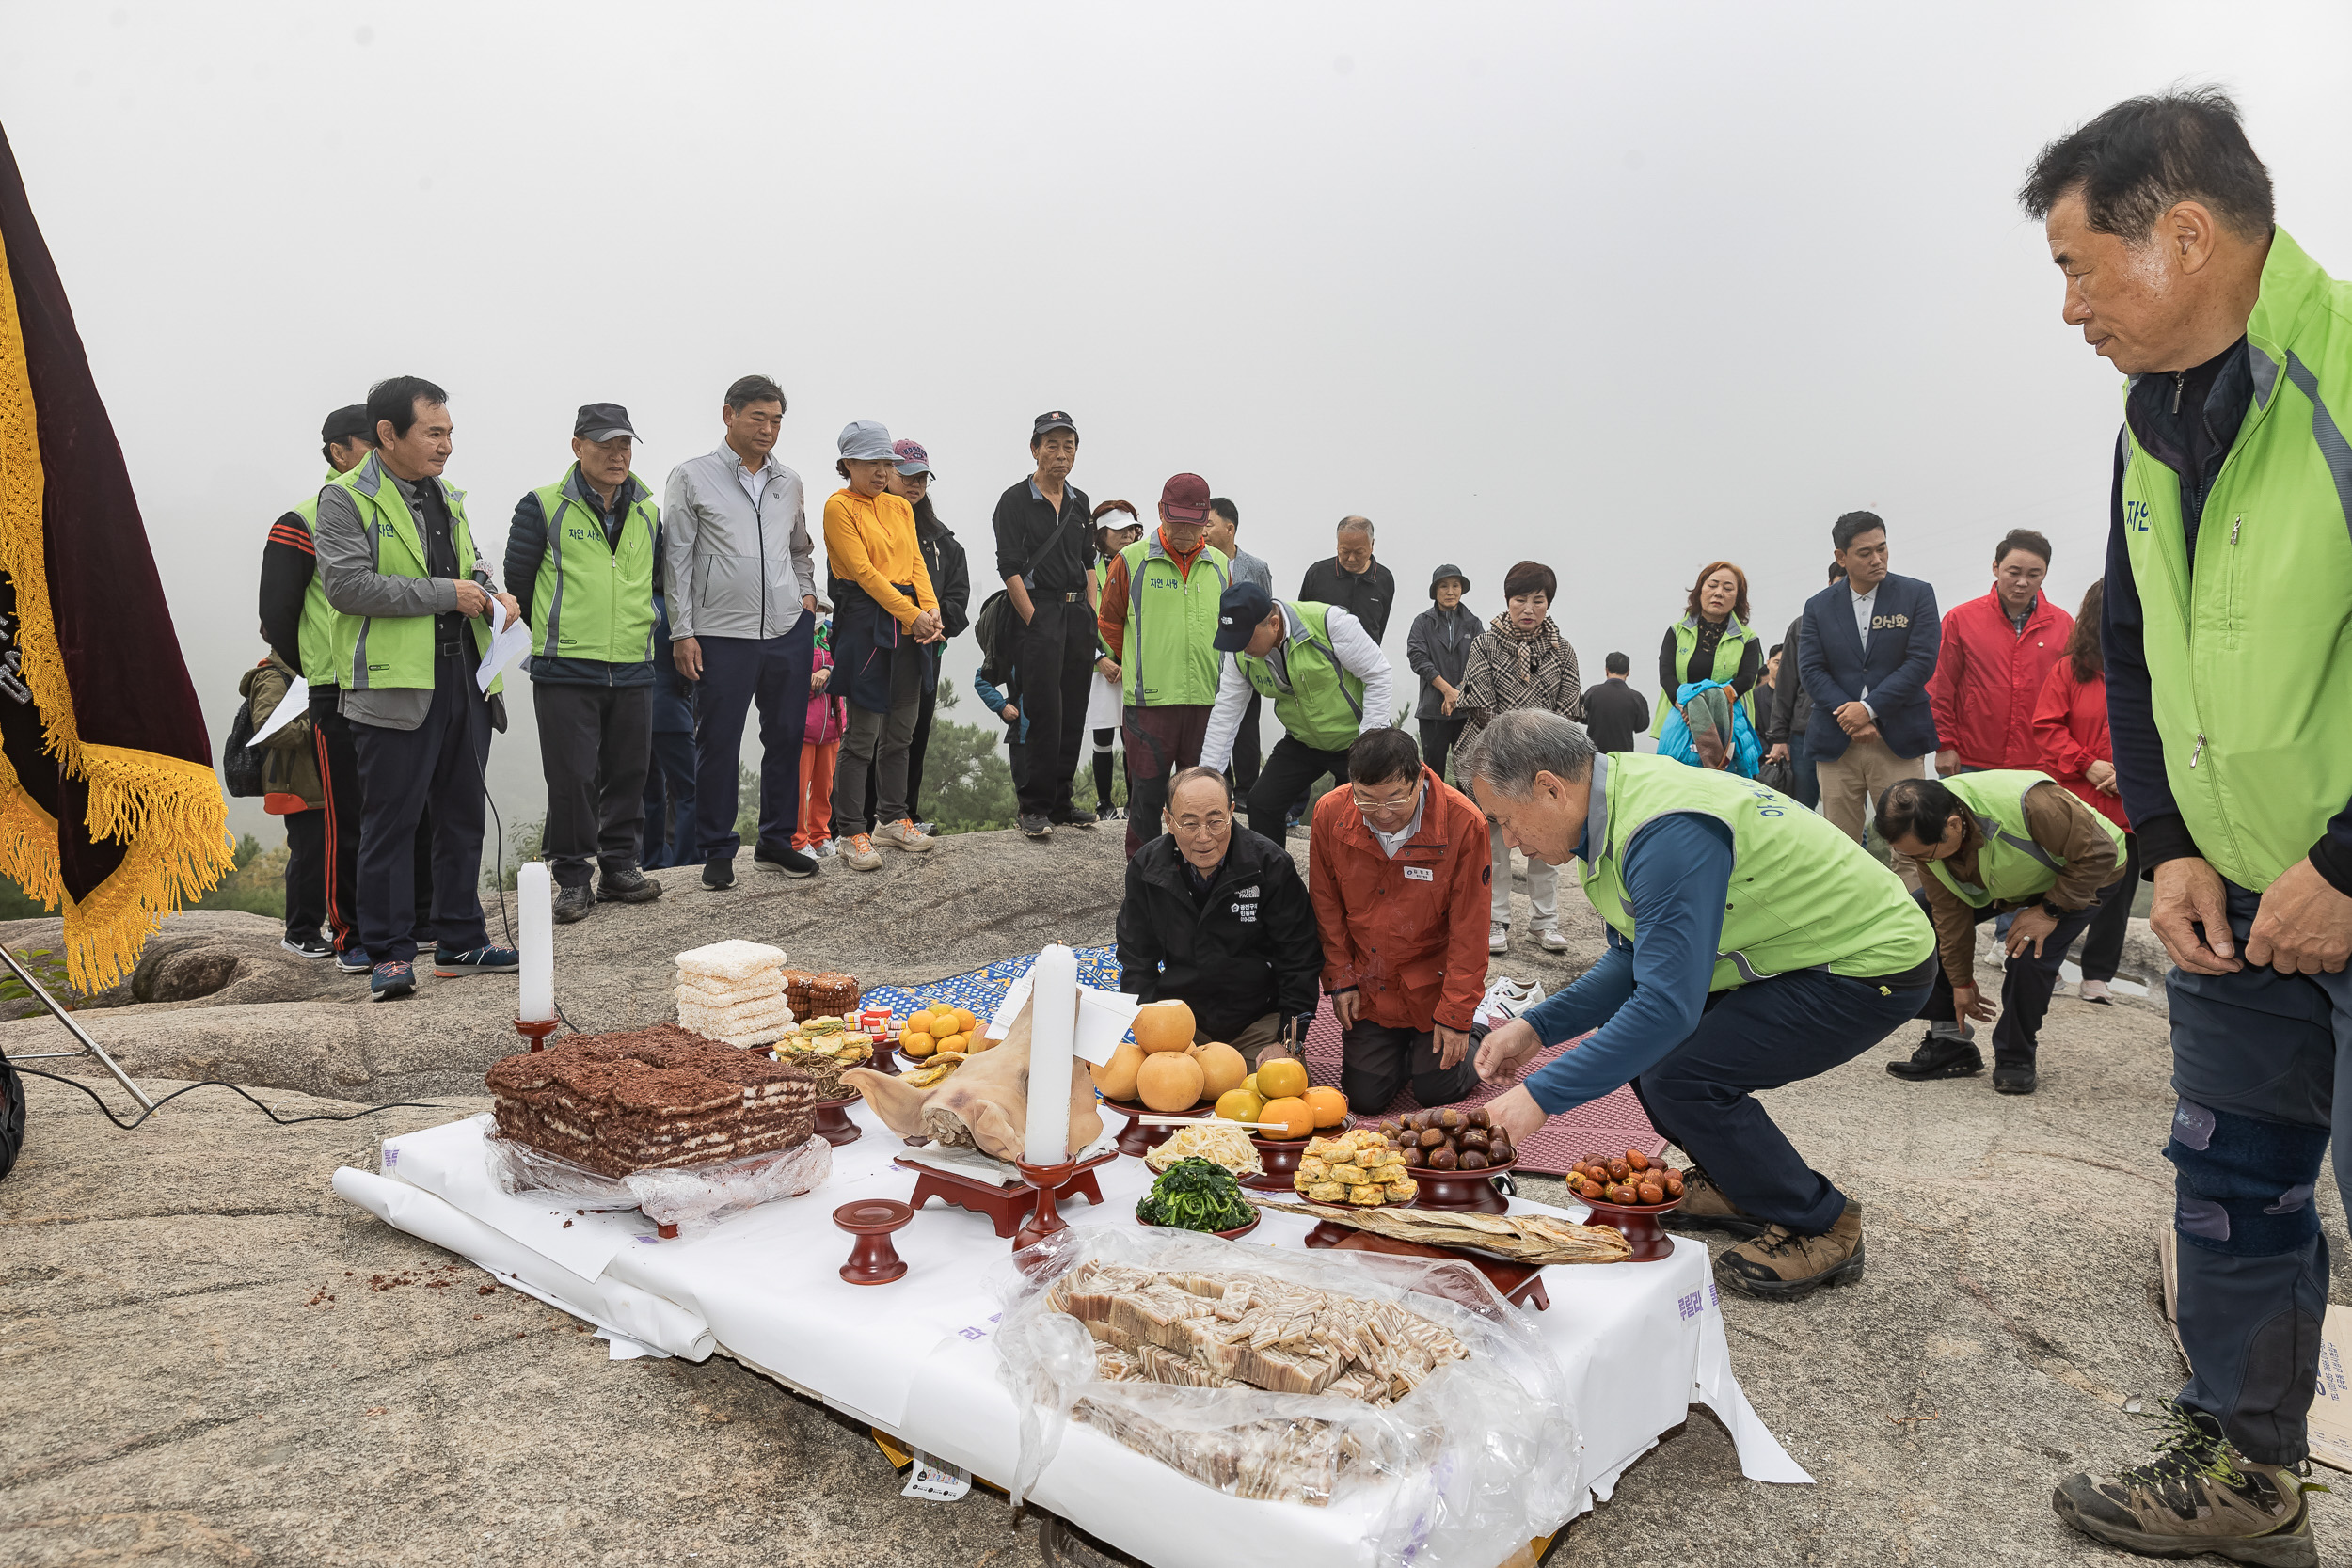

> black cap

[
  {"left": 322, "top": 404, "right": 372, "bottom": 444},
  {"left": 1428, "top": 563, "right": 1470, "bottom": 598},
  {"left": 574, "top": 402, "right": 638, "bottom": 441},
  {"left": 1032, "top": 409, "right": 1077, "bottom": 439},
  {"left": 1212, "top": 580, "right": 1275, "bottom": 653}
]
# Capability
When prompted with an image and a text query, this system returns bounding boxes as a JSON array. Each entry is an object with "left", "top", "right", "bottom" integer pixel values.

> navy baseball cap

[
  {"left": 574, "top": 403, "right": 638, "bottom": 441},
  {"left": 1213, "top": 580, "right": 1274, "bottom": 653},
  {"left": 1032, "top": 409, "right": 1077, "bottom": 438}
]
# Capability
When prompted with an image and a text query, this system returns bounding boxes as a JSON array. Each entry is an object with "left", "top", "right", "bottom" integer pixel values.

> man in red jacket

[
  {"left": 1296, "top": 726, "right": 1492, "bottom": 1115},
  {"left": 1930, "top": 529, "right": 2074, "bottom": 775}
]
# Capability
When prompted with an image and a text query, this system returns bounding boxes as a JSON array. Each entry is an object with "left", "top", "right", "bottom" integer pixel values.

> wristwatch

[{"left": 2038, "top": 898, "right": 2070, "bottom": 921}]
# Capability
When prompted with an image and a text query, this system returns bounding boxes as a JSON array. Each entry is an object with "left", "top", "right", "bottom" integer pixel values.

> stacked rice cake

[
  {"left": 486, "top": 1025, "right": 816, "bottom": 1177},
  {"left": 675, "top": 940, "right": 795, "bottom": 1046}
]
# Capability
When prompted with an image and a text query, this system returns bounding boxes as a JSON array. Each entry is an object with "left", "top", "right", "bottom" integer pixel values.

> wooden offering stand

[
  {"left": 893, "top": 1148, "right": 1117, "bottom": 1241},
  {"left": 811, "top": 1094, "right": 863, "bottom": 1147},
  {"left": 515, "top": 1018, "right": 559, "bottom": 1053},
  {"left": 1243, "top": 1132, "right": 1316, "bottom": 1192},
  {"left": 1302, "top": 1222, "right": 1549, "bottom": 1311},
  {"left": 835, "top": 1199, "right": 914, "bottom": 1284},
  {"left": 1574, "top": 1192, "right": 1682, "bottom": 1262},
  {"left": 1101, "top": 1096, "right": 1210, "bottom": 1158},
  {"left": 1406, "top": 1152, "right": 1518, "bottom": 1215}
]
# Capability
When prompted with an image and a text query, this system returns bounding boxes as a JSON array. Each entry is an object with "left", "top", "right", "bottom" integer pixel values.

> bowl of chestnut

[
  {"left": 1361, "top": 1107, "right": 1517, "bottom": 1213},
  {"left": 1566, "top": 1149, "right": 1684, "bottom": 1262}
]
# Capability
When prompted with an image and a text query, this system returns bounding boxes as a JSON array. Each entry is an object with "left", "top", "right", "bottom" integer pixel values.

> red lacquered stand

[
  {"left": 1013, "top": 1158, "right": 1076, "bottom": 1254},
  {"left": 1243, "top": 1135, "right": 1312, "bottom": 1192},
  {"left": 893, "top": 1148, "right": 1115, "bottom": 1240},
  {"left": 1574, "top": 1194, "right": 1682, "bottom": 1262},
  {"left": 1303, "top": 1222, "right": 1550, "bottom": 1310},
  {"left": 1406, "top": 1153, "right": 1519, "bottom": 1215},
  {"left": 811, "top": 1094, "right": 863, "bottom": 1147},
  {"left": 835, "top": 1199, "right": 914, "bottom": 1284},
  {"left": 1101, "top": 1096, "right": 1210, "bottom": 1157},
  {"left": 516, "top": 1017, "right": 559, "bottom": 1053}
]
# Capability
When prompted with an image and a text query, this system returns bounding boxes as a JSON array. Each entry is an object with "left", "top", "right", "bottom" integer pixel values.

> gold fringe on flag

[{"left": 0, "top": 210, "right": 233, "bottom": 991}]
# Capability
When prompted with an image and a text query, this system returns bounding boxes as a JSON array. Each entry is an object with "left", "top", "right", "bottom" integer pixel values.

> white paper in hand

[
  {"left": 477, "top": 597, "right": 532, "bottom": 694},
  {"left": 247, "top": 674, "right": 308, "bottom": 745}
]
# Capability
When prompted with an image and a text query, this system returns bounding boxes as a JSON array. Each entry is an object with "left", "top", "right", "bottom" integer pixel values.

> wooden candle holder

[
  {"left": 515, "top": 1017, "right": 559, "bottom": 1053},
  {"left": 834, "top": 1199, "right": 914, "bottom": 1284},
  {"left": 1012, "top": 1158, "right": 1077, "bottom": 1252},
  {"left": 893, "top": 1149, "right": 1114, "bottom": 1240},
  {"left": 811, "top": 1094, "right": 863, "bottom": 1147}
]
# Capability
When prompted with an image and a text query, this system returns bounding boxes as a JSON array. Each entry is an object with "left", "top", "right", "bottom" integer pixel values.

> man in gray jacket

[
  {"left": 662, "top": 374, "right": 821, "bottom": 886},
  {"left": 313, "top": 375, "right": 518, "bottom": 1002}
]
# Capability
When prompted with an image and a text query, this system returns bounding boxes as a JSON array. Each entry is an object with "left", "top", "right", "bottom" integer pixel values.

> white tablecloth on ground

[{"left": 339, "top": 1108, "right": 1806, "bottom": 1565}]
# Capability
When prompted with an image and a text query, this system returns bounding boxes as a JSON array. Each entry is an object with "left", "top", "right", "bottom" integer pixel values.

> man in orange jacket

[
  {"left": 1288, "top": 726, "right": 1492, "bottom": 1114},
  {"left": 1929, "top": 528, "right": 2073, "bottom": 774}
]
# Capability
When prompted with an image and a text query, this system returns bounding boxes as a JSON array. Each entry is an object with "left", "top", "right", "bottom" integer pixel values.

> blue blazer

[{"left": 1796, "top": 572, "right": 1941, "bottom": 762}]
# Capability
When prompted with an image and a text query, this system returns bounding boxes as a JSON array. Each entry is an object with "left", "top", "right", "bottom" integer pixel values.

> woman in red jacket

[{"left": 2029, "top": 580, "right": 2138, "bottom": 1004}]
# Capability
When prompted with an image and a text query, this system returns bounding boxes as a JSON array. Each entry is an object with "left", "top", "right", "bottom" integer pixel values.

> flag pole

[{"left": 0, "top": 942, "right": 154, "bottom": 1111}]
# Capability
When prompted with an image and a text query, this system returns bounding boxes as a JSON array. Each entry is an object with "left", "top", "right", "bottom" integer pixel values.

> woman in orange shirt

[{"left": 821, "top": 421, "right": 941, "bottom": 870}]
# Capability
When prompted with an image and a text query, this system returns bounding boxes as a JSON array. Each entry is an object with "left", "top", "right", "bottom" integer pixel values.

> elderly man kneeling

[{"left": 1116, "top": 767, "right": 1320, "bottom": 1063}]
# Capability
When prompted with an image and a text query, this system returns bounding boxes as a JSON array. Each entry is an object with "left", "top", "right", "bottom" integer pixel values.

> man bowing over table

[{"left": 1462, "top": 710, "right": 1936, "bottom": 1301}]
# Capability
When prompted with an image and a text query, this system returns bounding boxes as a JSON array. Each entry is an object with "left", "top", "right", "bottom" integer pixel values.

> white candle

[
  {"left": 1022, "top": 943, "right": 1078, "bottom": 1165},
  {"left": 517, "top": 863, "right": 556, "bottom": 1022}
]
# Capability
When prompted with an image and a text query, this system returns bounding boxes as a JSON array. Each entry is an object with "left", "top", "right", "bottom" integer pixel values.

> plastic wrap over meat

[
  {"left": 483, "top": 1132, "right": 831, "bottom": 1239},
  {"left": 992, "top": 1227, "right": 1580, "bottom": 1565}
]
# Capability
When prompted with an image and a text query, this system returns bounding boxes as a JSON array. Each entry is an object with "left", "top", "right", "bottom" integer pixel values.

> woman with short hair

[{"left": 1454, "top": 560, "right": 1582, "bottom": 956}]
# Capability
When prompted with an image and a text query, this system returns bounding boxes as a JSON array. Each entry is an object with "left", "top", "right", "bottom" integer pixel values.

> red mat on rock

[{"left": 1295, "top": 998, "right": 1664, "bottom": 1176}]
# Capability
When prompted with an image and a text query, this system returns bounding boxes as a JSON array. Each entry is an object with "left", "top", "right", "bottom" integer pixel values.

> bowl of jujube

[{"left": 1567, "top": 1149, "right": 1684, "bottom": 1209}]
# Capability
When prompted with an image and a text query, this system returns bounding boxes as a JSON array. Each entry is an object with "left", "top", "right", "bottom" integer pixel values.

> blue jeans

[
  {"left": 690, "top": 619, "right": 814, "bottom": 862},
  {"left": 2166, "top": 878, "right": 2352, "bottom": 1465},
  {"left": 1788, "top": 733, "right": 1820, "bottom": 810},
  {"left": 1631, "top": 964, "right": 1931, "bottom": 1233}
]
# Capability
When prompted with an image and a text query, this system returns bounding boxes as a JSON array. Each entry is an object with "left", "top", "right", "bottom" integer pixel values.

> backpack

[
  {"left": 973, "top": 590, "right": 1020, "bottom": 680},
  {"left": 222, "top": 692, "right": 265, "bottom": 798}
]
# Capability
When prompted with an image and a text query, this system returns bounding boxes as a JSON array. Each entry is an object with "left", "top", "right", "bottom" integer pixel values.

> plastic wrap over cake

[
  {"left": 485, "top": 1025, "right": 817, "bottom": 1178},
  {"left": 991, "top": 1227, "right": 1580, "bottom": 1565},
  {"left": 483, "top": 1131, "right": 832, "bottom": 1239}
]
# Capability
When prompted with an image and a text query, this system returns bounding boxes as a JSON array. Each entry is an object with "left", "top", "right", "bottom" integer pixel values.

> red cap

[{"left": 1159, "top": 472, "right": 1211, "bottom": 523}]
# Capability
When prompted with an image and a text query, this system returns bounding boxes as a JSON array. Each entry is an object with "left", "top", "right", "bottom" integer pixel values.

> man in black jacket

[
  {"left": 884, "top": 439, "right": 968, "bottom": 830},
  {"left": 1298, "top": 516, "right": 1394, "bottom": 641},
  {"left": 991, "top": 411, "right": 1097, "bottom": 839},
  {"left": 1116, "top": 767, "right": 1321, "bottom": 1064}
]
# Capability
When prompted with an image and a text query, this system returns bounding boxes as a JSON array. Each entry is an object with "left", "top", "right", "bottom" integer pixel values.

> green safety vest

[
  {"left": 2119, "top": 226, "right": 2352, "bottom": 894},
  {"left": 1239, "top": 600, "right": 1365, "bottom": 750},
  {"left": 528, "top": 467, "right": 659, "bottom": 665},
  {"left": 1652, "top": 612, "right": 1755, "bottom": 737},
  {"left": 293, "top": 468, "right": 341, "bottom": 684},
  {"left": 1581, "top": 752, "right": 1932, "bottom": 991},
  {"left": 326, "top": 453, "right": 501, "bottom": 694},
  {"left": 1116, "top": 537, "right": 1229, "bottom": 707},
  {"left": 1922, "top": 770, "right": 2125, "bottom": 910}
]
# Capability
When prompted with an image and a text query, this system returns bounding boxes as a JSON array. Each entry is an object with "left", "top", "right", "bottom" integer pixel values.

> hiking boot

[
  {"left": 1537, "top": 927, "right": 1570, "bottom": 954},
  {"left": 598, "top": 864, "right": 664, "bottom": 903},
  {"left": 703, "top": 855, "right": 736, "bottom": 890},
  {"left": 2053, "top": 1401, "right": 2321, "bottom": 1566},
  {"left": 1488, "top": 923, "right": 1509, "bottom": 955},
  {"left": 876, "top": 818, "right": 933, "bottom": 853},
  {"left": 1057, "top": 807, "right": 1098, "bottom": 829},
  {"left": 1886, "top": 1029, "right": 1984, "bottom": 1082},
  {"left": 1716, "top": 1199, "right": 1865, "bottom": 1299},
  {"left": 281, "top": 932, "right": 334, "bottom": 959},
  {"left": 552, "top": 884, "right": 595, "bottom": 925},
  {"left": 836, "top": 833, "right": 883, "bottom": 872},
  {"left": 434, "top": 944, "right": 519, "bottom": 977},
  {"left": 1019, "top": 813, "right": 1053, "bottom": 841},
  {"left": 1662, "top": 1165, "right": 1767, "bottom": 1238},
  {"left": 753, "top": 846, "right": 818, "bottom": 878},
  {"left": 2079, "top": 978, "right": 2115, "bottom": 1006},
  {"left": 1994, "top": 1063, "right": 2039, "bottom": 1095},
  {"left": 370, "top": 960, "right": 417, "bottom": 1002}
]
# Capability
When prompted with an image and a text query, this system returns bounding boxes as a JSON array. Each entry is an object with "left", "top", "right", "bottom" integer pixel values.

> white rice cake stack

[{"left": 675, "top": 940, "right": 792, "bottom": 1048}]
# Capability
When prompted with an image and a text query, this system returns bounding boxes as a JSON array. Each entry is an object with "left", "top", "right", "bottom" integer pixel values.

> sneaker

[
  {"left": 811, "top": 838, "right": 839, "bottom": 859},
  {"left": 1472, "top": 974, "right": 1548, "bottom": 1031},
  {"left": 597, "top": 864, "right": 664, "bottom": 902},
  {"left": 281, "top": 933, "right": 334, "bottom": 959},
  {"left": 335, "top": 947, "right": 372, "bottom": 975},
  {"left": 753, "top": 846, "right": 819, "bottom": 877},
  {"left": 913, "top": 821, "right": 937, "bottom": 836},
  {"left": 1715, "top": 1199, "right": 1866, "bottom": 1299},
  {"left": 1994, "top": 1063, "right": 2039, "bottom": 1095},
  {"left": 1663, "top": 1165, "right": 1767, "bottom": 1238},
  {"left": 2079, "top": 978, "right": 2115, "bottom": 1005},
  {"left": 1488, "top": 923, "right": 1509, "bottom": 955},
  {"left": 1536, "top": 927, "right": 1571, "bottom": 954},
  {"left": 1885, "top": 1029, "right": 1985, "bottom": 1082},
  {"left": 435, "top": 944, "right": 520, "bottom": 977},
  {"left": 1019, "top": 813, "right": 1053, "bottom": 841},
  {"left": 835, "top": 833, "right": 883, "bottom": 872},
  {"left": 370, "top": 959, "right": 416, "bottom": 1002},
  {"left": 552, "top": 884, "right": 595, "bottom": 925},
  {"left": 876, "top": 818, "right": 933, "bottom": 854},
  {"left": 1057, "top": 807, "right": 1098, "bottom": 829},
  {"left": 703, "top": 855, "right": 736, "bottom": 890},
  {"left": 2053, "top": 1400, "right": 2319, "bottom": 1566},
  {"left": 1097, "top": 805, "right": 1124, "bottom": 821}
]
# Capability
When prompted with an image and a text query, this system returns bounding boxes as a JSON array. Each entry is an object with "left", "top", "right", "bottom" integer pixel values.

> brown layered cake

[
  {"left": 485, "top": 1025, "right": 817, "bottom": 1177},
  {"left": 806, "top": 971, "right": 860, "bottom": 1015},
  {"left": 781, "top": 969, "right": 817, "bottom": 1015}
]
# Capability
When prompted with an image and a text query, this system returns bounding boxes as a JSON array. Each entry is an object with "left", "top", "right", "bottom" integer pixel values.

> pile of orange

[{"left": 899, "top": 1005, "right": 982, "bottom": 1060}]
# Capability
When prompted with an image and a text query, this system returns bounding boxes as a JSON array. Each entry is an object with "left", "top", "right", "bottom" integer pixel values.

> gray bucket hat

[{"left": 837, "top": 420, "right": 898, "bottom": 462}]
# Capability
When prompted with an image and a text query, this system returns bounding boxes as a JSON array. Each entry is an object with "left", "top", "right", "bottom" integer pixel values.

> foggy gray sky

[{"left": 5, "top": 1, "right": 2349, "bottom": 847}]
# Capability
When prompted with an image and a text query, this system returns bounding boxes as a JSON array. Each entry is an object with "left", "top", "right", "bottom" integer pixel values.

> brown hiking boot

[
  {"left": 2053, "top": 1402, "right": 2321, "bottom": 1566},
  {"left": 1715, "top": 1198, "right": 1865, "bottom": 1299},
  {"left": 1662, "top": 1165, "right": 1765, "bottom": 1238}
]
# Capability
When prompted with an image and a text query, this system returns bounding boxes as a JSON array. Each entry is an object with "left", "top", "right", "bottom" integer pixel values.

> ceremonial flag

[{"left": 0, "top": 122, "right": 232, "bottom": 990}]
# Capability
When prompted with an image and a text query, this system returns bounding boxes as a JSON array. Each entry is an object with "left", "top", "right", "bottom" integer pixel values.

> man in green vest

[
  {"left": 1874, "top": 772, "right": 2124, "bottom": 1095},
  {"left": 2019, "top": 89, "right": 2352, "bottom": 1562},
  {"left": 1199, "top": 579, "right": 1393, "bottom": 839},
  {"left": 502, "top": 404, "right": 665, "bottom": 925},
  {"left": 313, "top": 376, "right": 519, "bottom": 1003},
  {"left": 1464, "top": 710, "right": 1935, "bottom": 1301},
  {"left": 1093, "top": 472, "right": 1231, "bottom": 857}
]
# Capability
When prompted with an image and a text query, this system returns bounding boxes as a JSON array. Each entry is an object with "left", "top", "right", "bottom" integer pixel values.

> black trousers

[
  {"left": 866, "top": 675, "right": 939, "bottom": 828},
  {"left": 533, "top": 681, "right": 653, "bottom": 889},
  {"left": 2075, "top": 831, "right": 2141, "bottom": 983},
  {"left": 641, "top": 727, "right": 698, "bottom": 870},
  {"left": 1121, "top": 704, "right": 1212, "bottom": 857},
  {"left": 1418, "top": 717, "right": 1465, "bottom": 785},
  {"left": 1014, "top": 596, "right": 1098, "bottom": 818},
  {"left": 349, "top": 654, "right": 491, "bottom": 967},
  {"left": 1339, "top": 1021, "right": 1480, "bottom": 1117},
  {"left": 311, "top": 699, "right": 433, "bottom": 958},
  {"left": 282, "top": 806, "right": 326, "bottom": 941},
  {"left": 1246, "top": 736, "right": 1352, "bottom": 839},
  {"left": 1232, "top": 691, "right": 1263, "bottom": 794},
  {"left": 691, "top": 621, "right": 812, "bottom": 862},
  {"left": 1914, "top": 889, "right": 2105, "bottom": 1069}
]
